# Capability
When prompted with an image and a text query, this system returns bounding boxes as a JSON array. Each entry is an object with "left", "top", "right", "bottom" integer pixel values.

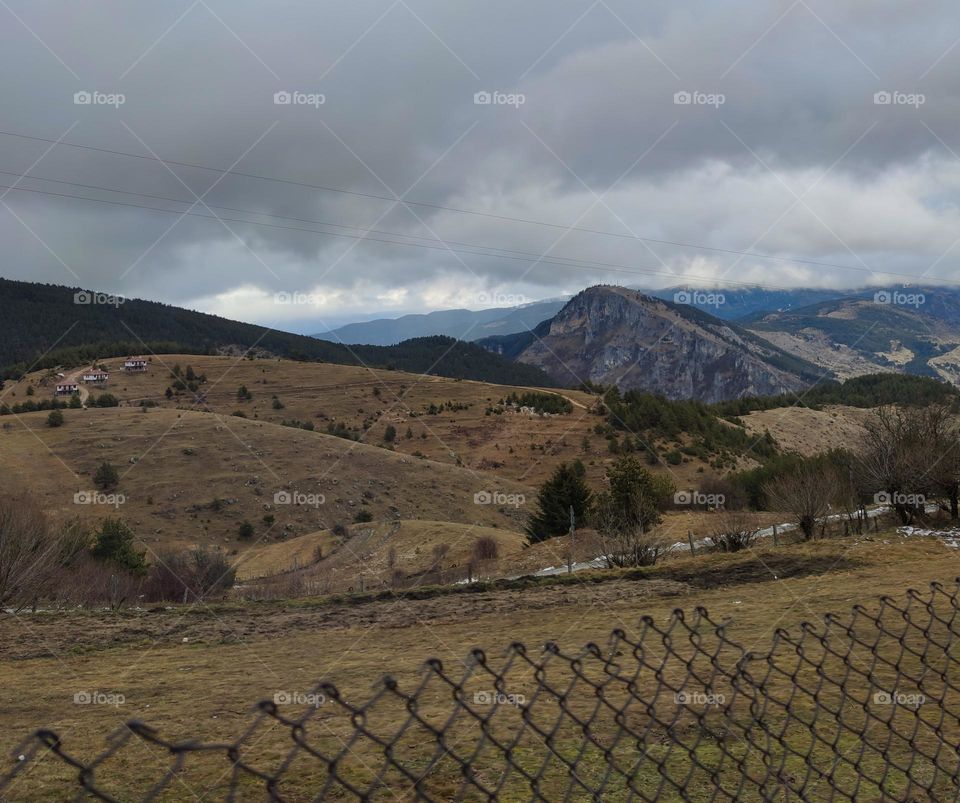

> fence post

[
  {"left": 687, "top": 531, "right": 696, "bottom": 556},
  {"left": 772, "top": 524, "right": 779, "bottom": 547},
  {"left": 567, "top": 505, "right": 575, "bottom": 574}
]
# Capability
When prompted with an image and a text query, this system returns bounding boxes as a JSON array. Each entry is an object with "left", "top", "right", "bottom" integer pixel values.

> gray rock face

[{"left": 517, "top": 286, "right": 810, "bottom": 402}]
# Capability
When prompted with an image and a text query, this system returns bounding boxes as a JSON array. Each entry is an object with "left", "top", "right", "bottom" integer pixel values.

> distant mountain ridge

[
  {"left": 743, "top": 285, "right": 960, "bottom": 381},
  {"left": 644, "top": 286, "right": 853, "bottom": 321},
  {"left": 0, "top": 278, "right": 558, "bottom": 387},
  {"left": 314, "top": 299, "right": 567, "bottom": 345}
]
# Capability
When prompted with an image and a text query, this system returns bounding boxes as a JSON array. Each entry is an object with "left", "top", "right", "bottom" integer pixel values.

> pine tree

[
  {"left": 94, "top": 461, "right": 119, "bottom": 490},
  {"left": 91, "top": 519, "right": 147, "bottom": 575},
  {"left": 526, "top": 463, "right": 592, "bottom": 544}
]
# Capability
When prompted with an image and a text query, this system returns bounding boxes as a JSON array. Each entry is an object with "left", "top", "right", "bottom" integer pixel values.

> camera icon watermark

[
  {"left": 74, "top": 690, "right": 125, "bottom": 707},
  {"left": 873, "top": 491, "right": 925, "bottom": 507},
  {"left": 674, "top": 490, "right": 725, "bottom": 507},
  {"left": 873, "top": 91, "right": 925, "bottom": 108},
  {"left": 274, "top": 291, "right": 324, "bottom": 306},
  {"left": 675, "top": 690, "right": 725, "bottom": 706},
  {"left": 274, "top": 490, "right": 325, "bottom": 508},
  {"left": 872, "top": 289, "right": 925, "bottom": 308},
  {"left": 473, "top": 690, "right": 526, "bottom": 706},
  {"left": 74, "top": 290, "right": 125, "bottom": 307},
  {"left": 74, "top": 490, "right": 126, "bottom": 509},
  {"left": 474, "top": 490, "right": 525, "bottom": 508},
  {"left": 74, "top": 90, "right": 125, "bottom": 108},
  {"left": 274, "top": 690, "right": 326, "bottom": 708},
  {"left": 673, "top": 289, "right": 725, "bottom": 308},
  {"left": 673, "top": 90, "right": 725, "bottom": 108},
  {"left": 474, "top": 90, "right": 525, "bottom": 108},
  {"left": 273, "top": 90, "right": 325, "bottom": 108},
  {"left": 476, "top": 291, "right": 528, "bottom": 307},
  {"left": 873, "top": 690, "right": 925, "bottom": 708}
]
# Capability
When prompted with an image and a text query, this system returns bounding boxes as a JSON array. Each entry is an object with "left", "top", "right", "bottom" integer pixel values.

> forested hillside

[{"left": 0, "top": 279, "right": 558, "bottom": 386}]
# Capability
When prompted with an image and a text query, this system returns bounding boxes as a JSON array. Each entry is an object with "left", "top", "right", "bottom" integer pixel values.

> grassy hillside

[
  {"left": 0, "top": 278, "right": 558, "bottom": 387},
  {"left": 9, "top": 354, "right": 611, "bottom": 487},
  {"left": 0, "top": 406, "right": 534, "bottom": 552}
]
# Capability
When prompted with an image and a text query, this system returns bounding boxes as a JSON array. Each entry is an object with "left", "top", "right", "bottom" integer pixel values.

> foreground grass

[{"left": 2, "top": 534, "right": 959, "bottom": 800}]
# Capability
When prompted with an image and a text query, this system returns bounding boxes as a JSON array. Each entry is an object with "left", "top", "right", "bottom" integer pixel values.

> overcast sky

[{"left": 2, "top": 0, "right": 960, "bottom": 332}]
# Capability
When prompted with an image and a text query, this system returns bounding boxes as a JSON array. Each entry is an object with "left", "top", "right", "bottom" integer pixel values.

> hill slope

[
  {"left": 504, "top": 286, "right": 825, "bottom": 402},
  {"left": 0, "top": 407, "right": 534, "bottom": 551},
  {"left": 0, "top": 278, "right": 557, "bottom": 387}
]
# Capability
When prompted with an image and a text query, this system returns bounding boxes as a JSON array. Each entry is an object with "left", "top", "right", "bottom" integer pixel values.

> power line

[
  {"left": 0, "top": 164, "right": 936, "bottom": 289},
  {"left": 0, "top": 128, "right": 906, "bottom": 278},
  {"left": 0, "top": 180, "right": 813, "bottom": 291}
]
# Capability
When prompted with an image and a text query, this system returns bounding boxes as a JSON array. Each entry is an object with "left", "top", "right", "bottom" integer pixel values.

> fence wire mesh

[{"left": 4, "top": 580, "right": 960, "bottom": 801}]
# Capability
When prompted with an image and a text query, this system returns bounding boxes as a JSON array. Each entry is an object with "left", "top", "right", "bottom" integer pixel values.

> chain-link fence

[{"left": 4, "top": 580, "right": 960, "bottom": 801}]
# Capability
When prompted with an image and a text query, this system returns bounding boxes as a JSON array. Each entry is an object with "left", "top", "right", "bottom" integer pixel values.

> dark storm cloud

[{"left": 2, "top": 0, "right": 960, "bottom": 326}]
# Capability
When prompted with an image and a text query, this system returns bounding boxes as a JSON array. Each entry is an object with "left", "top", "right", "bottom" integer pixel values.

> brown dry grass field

[
  {"left": 2, "top": 534, "right": 959, "bottom": 800},
  {"left": 0, "top": 406, "right": 533, "bottom": 552},
  {"left": 3, "top": 353, "right": 872, "bottom": 556},
  {"left": 13, "top": 354, "right": 610, "bottom": 487}
]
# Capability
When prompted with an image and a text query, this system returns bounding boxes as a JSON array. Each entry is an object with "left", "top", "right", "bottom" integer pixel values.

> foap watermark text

[{"left": 474, "top": 490, "right": 525, "bottom": 508}]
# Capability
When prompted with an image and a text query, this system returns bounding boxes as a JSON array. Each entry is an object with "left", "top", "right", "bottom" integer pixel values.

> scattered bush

[{"left": 144, "top": 546, "right": 236, "bottom": 602}]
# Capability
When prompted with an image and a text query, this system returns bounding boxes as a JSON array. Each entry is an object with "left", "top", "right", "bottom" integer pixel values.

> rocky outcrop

[{"left": 515, "top": 286, "right": 814, "bottom": 402}]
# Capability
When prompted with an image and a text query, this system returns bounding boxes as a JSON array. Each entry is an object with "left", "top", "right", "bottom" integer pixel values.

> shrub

[
  {"left": 144, "top": 546, "right": 236, "bottom": 602},
  {"left": 238, "top": 521, "right": 255, "bottom": 540},
  {"left": 383, "top": 424, "right": 397, "bottom": 443},
  {"left": 46, "top": 409, "right": 64, "bottom": 428},
  {"left": 354, "top": 510, "right": 373, "bottom": 523},
  {"left": 707, "top": 513, "right": 760, "bottom": 552}
]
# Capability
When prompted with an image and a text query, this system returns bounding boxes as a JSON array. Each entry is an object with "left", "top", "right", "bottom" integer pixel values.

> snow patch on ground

[{"left": 898, "top": 526, "right": 960, "bottom": 549}]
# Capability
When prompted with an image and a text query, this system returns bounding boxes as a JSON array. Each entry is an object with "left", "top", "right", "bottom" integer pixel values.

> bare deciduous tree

[
  {"left": 763, "top": 462, "right": 838, "bottom": 540},
  {"left": 472, "top": 536, "right": 498, "bottom": 563},
  {"left": 0, "top": 496, "right": 65, "bottom": 611},
  {"left": 856, "top": 405, "right": 958, "bottom": 523}
]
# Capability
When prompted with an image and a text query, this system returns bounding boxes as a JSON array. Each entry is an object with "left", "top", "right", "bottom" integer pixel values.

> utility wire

[{"left": 0, "top": 128, "right": 909, "bottom": 279}]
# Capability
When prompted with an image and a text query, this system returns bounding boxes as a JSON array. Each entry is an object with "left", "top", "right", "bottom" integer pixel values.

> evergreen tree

[
  {"left": 526, "top": 463, "right": 592, "bottom": 544},
  {"left": 91, "top": 518, "right": 147, "bottom": 575},
  {"left": 94, "top": 461, "right": 119, "bottom": 490}
]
